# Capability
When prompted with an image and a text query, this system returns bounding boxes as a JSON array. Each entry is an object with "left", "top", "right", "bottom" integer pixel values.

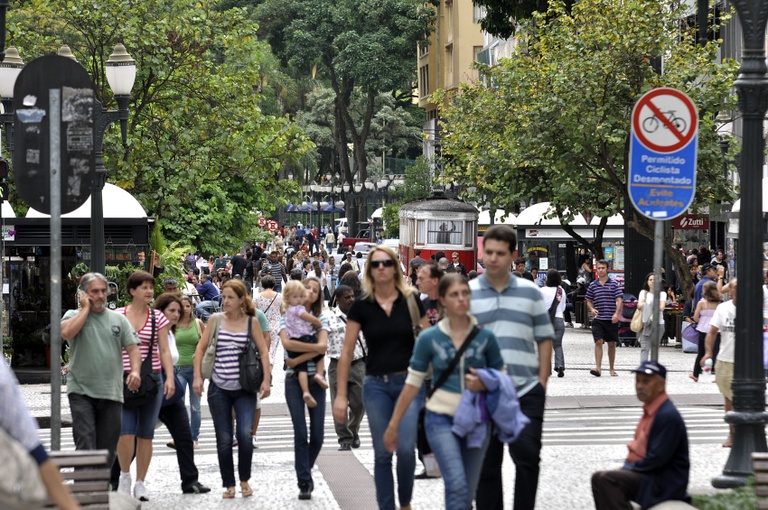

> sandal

[
  {"left": 223, "top": 487, "right": 236, "bottom": 499},
  {"left": 241, "top": 484, "right": 253, "bottom": 497}
]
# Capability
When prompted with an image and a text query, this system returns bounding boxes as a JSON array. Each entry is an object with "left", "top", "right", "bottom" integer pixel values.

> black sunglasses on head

[{"left": 370, "top": 259, "right": 395, "bottom": 269}]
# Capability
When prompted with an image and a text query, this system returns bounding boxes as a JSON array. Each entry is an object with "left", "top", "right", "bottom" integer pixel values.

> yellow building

[{"left": 418, "top": 0, "right": 485, "bottom": 156}]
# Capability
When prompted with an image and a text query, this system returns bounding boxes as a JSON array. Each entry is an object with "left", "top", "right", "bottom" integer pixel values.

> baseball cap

[
  {"left": 630, "top": 360, "right": 667, "bottom": 379},
  {"left": 577, "top": 277, "right": 587, "bottom": 285},
  {"left": 701, "top": 263, "right": 713, "bottom": 273}
]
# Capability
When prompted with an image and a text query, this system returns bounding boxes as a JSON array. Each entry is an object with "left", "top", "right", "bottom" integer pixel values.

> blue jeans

[
  {"left": 121, "top": 371, "right": 164, "bottom": 439},
  {"left": 364, "top": 374, "right": 425, "bottom": 510},
  {"left": 425, "top": 410, "right": 489, "bottom": 510},
  {"left": 174, "top": 365, "right": 201, "bottom": 441},
  {"left": 285, "top": 373, "right": 326, "bottom": 490},
  {"left": 207, "top": 382, "right": 256, "bottom": 487}
]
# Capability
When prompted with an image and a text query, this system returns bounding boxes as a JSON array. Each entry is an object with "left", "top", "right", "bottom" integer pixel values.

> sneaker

[
  {"left": 193, "top": 440, "right": 200, "bottom": 449},
  {"left": 133, "top": 480, "right": 149, "bottom": 502},
  {"left": 252, "top": 435, "right": 259, "bottom": 449},
  {"left": 117, "top": 472, "right": 132, "bottom": 495}
]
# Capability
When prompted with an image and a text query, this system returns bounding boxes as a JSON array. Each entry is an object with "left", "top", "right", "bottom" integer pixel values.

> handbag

[
  {"left": 417, "top": 326, "right": 481, "bottom": 457},
  {"left": 200, "top": 314, "right": 223, "bottom": 379},
  {"left": 548, "top": 287, "right": 563, "bottom": 325},
  {"left": 123, "top": 311, "right": 159, "bottom": 409},
  {"left": 239, "top": 315, "right": 265, "bottom": 394},
  {"left": 0, "top": 427, "right": 47, "bottom": 509},
  {"left": 630, "top": 292, "right": 644, "bottom": 333}
]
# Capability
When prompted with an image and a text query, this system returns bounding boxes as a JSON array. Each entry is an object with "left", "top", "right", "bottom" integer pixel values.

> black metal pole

[{"left": 713, "top": 0, "right": 768, "bottom": 488}]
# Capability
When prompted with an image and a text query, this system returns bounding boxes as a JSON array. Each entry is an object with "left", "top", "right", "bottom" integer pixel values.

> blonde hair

[
  {"left": 361, "top": 245, "right": 414, "bottom": 301},
  {"left": 281, "top": 280, "right": 307, "bottom": 313}
]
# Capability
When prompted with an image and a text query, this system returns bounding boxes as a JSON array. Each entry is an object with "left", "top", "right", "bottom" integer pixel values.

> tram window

[
  {"left": 416, "top": 220, "right": 426, "bottom": 244},
  {"left": 428, "top": 220, "right": 463, "bottom": 245},
  {"left": 464, "top": 221, "right": 474, "bottom": 247}
]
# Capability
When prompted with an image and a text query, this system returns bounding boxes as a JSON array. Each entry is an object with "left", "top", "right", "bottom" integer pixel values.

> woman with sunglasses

[{"left": 333, "top": 245, "right": 429, "bottom": 510}]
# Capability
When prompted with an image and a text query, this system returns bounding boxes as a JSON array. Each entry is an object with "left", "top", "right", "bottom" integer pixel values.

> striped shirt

[
  {"left": 119, "top": 307, "right": 169, "bottom": 373},
  {"left": 212, "top": 328, "right": 250, "bottom": 390},
  {"left": 469, "top": 273, "right": 554, "bottom": 397},
  {"left": 263, "top": 261, "right": 286, "bottom": 283},
  {"left": 585, "top": 278, "right": 623, "bottom": 320}
]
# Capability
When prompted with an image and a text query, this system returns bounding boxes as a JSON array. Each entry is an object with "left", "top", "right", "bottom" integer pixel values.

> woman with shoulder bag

[
  {"left": 116, "top": 271, "right": 175, "bottom": 501},
  {"left": 689, "top": 282, "right": 721, "bottom": 382},
  {"left": 279, "top": 276, "right": 330, "bottom": 500},
  {"left": 637, "top": 272, "right": 666, "bottom": 363},
  {"left": 540, "top": 269, "right": 567, "bottom": 377},
  {"left": 384, "top": 274, "right": 503, "bottom": 510},
  {"left": 192, "top": 279, "right": 271, "bottom": 499},
  {"left": 333, "top": 245, "right": 429, "bottom": 510}
]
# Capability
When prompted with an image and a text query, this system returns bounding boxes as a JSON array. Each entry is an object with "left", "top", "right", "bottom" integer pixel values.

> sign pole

[
  {"left": 650, "top": 220, "right": 664, "bottom": 361},
  {"left": 49, "top": 88, "right": 62, "bottom": 451}
]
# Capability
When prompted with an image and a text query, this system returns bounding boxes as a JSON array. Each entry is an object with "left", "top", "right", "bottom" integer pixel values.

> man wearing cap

[
  {"left": 592, "top": 361, "right": 690, "bottom": 509},
  {"left": 692, "top": 262, "right": 717, "bottom": 311}
]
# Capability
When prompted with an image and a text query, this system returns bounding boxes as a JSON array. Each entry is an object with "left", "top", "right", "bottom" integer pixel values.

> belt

[{"left": 369, "top": 370, "right": 407, "bottom": 383}]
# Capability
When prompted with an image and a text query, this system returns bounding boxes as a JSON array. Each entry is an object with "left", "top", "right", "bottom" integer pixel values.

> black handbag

[
  {"left": 239, "top": 315, "right": 265, "bottom": 394},
  {"left": 123, "top": 311, "right": 159, "bottom": 408},
  {"left": 417, "top": 325, "right": 481, "bottom": 455}
]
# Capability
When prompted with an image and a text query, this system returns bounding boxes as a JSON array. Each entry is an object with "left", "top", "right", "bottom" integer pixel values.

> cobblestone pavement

[{"left": 20, "top": 327, "right": 744, "bottom": 509}]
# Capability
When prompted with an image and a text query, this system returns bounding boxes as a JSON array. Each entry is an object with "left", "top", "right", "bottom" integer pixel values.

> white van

[{"left": 334, "top": 217, "right": 348, "bottom": 234}]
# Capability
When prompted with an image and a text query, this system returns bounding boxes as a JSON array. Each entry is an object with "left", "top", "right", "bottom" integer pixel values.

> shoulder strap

[
  {"left": 429, "top": 325, "right": 480, "bottom": 399},
  {"left": 263, "top": 294, "right": 278, "bottom": 314},
  {"left": 141, "top": 310, "right": 156, "bottom": 371}
]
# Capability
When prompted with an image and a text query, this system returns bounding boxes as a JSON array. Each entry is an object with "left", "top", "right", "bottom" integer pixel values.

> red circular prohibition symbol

[{"left": 631, "top": 88, "right": 698, "bottom": 153}]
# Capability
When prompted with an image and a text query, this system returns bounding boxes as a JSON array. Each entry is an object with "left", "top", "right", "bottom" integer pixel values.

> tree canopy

[
  {"left": 6, "top": 0, "right": 313, "bottom": 254},
  {"left": 438, "top": 0, "right": 738, "bottom": 296},
  {"left": 472, "top": 0, "right": 574, "bottom": 38}
]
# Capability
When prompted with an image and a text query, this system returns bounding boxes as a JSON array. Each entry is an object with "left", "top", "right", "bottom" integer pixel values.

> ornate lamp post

[{"left": 710, "top": 0, "right": 768, "bottom": 488}]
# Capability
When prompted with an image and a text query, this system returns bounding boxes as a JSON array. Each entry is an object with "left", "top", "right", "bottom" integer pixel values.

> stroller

[{"left": 618, "top": 293, "right": 638, "bottom": 347}]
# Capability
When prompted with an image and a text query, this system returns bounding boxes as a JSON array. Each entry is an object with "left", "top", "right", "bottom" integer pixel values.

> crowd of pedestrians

[{"left": 3, "top": 222, "right": 747, "bottom": 510}]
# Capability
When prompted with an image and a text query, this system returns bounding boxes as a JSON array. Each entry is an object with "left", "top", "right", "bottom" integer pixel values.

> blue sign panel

[{"left": 628, "top": 88, "right": 698, "bottom": 220}]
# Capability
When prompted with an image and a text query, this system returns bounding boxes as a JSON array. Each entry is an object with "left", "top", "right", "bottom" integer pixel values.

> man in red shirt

[{"left": 591, "top": 361, "right": 690, "bottom": 509}]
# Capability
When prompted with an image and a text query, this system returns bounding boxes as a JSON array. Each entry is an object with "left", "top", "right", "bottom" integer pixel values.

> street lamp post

[{"left": 711, "top": 0, "right": 768, "bottom": 488}]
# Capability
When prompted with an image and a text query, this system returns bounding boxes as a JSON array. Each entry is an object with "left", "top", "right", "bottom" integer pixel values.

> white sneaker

[
  {"left": 117, "top": 472, "right": 132, "bottom": 495},
  {"left": 252, "top": 435, "right": 259, "bottom": 449},
  {"left": 133, "top": 480, "right": 149, "bottom": 502}
]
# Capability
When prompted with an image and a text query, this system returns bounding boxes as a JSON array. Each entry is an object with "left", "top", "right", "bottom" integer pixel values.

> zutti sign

[{"left": 671, "top": 214, "right": 709, "bottom": 230}]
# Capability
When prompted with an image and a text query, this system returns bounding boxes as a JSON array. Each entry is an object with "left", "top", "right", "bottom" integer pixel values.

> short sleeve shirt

[
  {"left": 62, "top": 308, "right": 139, "bottom": 402},
  {"left": 585, "top": 278, "right": 623, "bottom": 320},
  {"left": 347, "top": 291, "right": 425, "bottom": 375},
  {"left": 710, "top": 300, "right": 736, "bottom": 363},
  {"left": 117, "top": 307, "right": 169, "bottom": 372}
]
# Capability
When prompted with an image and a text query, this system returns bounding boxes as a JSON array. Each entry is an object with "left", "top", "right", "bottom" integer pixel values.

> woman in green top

[{"left": 174, "top": 295, "right": 205, "bottom": 446}]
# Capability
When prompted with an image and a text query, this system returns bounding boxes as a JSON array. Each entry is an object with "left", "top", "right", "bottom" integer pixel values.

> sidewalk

[{"left": 17, "top": 326, "right": 739, "bottom": 509}]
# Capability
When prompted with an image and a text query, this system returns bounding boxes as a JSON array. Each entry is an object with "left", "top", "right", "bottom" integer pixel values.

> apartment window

[
  {"left": 419, "top": 37, "right": 428, "bottom": 57},
  {"left": 473, "top": 4, "right": 484, "bottom": 23},
  {"left": 419, "top": 65, "right": 429, "bottom": 98}
]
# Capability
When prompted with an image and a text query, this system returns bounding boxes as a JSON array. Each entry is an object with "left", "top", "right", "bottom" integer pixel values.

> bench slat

[
  {"left": 60, "top": 468, "right": 112, "bottom": 482},
  {"left": 68, "top": 481, "right": 111, "bottom": 493},
  {"left": 45, "top": 450, "right": 111, "bottom": 509}
]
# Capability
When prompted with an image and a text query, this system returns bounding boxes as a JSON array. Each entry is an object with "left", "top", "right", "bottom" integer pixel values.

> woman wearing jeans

[
  {"left": 384, "top": 274, "right": 503, "bottom": 510},
  {"left": 193, "top": 279, "right": 271, "bottom": 499},
  {"left": 279, "top": 276, "right": 329, "bottom": 501},
  {"left": 172, "top": 295, "right": 204, "bottom": 447},
  {"left": 333, "top": 245, "right": 429, "bottom": 510}
]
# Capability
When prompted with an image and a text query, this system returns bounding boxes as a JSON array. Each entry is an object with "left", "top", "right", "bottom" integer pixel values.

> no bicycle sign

[{"left": 628, "top": 87, "right": 698, "bottom": 220}]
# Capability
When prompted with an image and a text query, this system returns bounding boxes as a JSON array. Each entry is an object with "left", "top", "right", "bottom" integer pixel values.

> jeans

[
  {"left": 425, "top": 410, "right": 489, "bottom": 510},
  {"left": 207, "top": 382, "right": 256, "bottom": 487},
  {"left": 121, "top": 371, "right": 164, "bottom": 439},
  {"left": 196, "top": 300, "right": 218, "bottom": 322},
  {"left": 285, "top": 373, "right": 326, "bottom": 490},
  {"left": 68, "top": 393, "right": 123, "bottom": 469},
  {"left": 174, "top": 365, "right": 201, "bottom": 441},
  {"left": 329, "top": 358, "right": 366, "bottom": 445},
  {"left": 364, "top": 373, "right": 425, "bottom": 510},
  {"left": 476, "top": 383, "right": 545, "bottom": 510},
  {"left": 552, "top": 317, "right": 565, "bottom": 369}
]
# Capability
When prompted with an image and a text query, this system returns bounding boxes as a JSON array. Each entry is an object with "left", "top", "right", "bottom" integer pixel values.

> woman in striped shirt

[{"left": 193, "top": 279, "right": 271, "bottom": 499}]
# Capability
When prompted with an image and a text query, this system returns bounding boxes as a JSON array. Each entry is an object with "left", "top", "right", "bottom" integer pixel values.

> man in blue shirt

[
  {"left": 195, "top": 273, "right": 220, "bottom": 321},
  {"left": 469, "top": 225, "right": 553, "bottom": 510},
  {"left": 585, "top": 260, "right": 623, "bottom": 377},
  {"left": 692, "top": 262, "right": 716, "bottom": 310}
]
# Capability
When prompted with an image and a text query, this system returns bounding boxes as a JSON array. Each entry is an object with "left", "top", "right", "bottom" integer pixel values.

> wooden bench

[
  {"left": 47, "top": 450, "right": 111, "bottom": 509},
  {"left": 754, "top": 452, "right": 768, "bottom": 509}
]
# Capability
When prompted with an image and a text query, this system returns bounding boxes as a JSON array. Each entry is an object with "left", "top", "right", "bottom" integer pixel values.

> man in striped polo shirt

[
  {"left": 585, "top": 259, "right": 623, "bottom": 377},
  {"left": 469, "top": 225, "right": 553, "bottom": 510},
  {"left": 261, "top": 251, "right": 287, "bottom": 292}
]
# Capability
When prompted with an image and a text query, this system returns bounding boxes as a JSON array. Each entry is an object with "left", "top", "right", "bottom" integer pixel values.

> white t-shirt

[
  {"left": 168, "top": 331, "right": 180, "bottom": 365},
  {"left": 540, "top": 286, "right": 566, "bottom": 319},
  {"left": 710, "top": 300, "right": 736, "bottom": 363}
]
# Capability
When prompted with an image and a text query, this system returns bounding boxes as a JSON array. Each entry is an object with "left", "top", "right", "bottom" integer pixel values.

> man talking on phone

[{"left": 61, "top": 272, "right": 142, "bottom": 469}]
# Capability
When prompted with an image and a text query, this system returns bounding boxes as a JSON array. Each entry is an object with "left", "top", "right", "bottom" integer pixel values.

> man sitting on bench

[{"left": 591, "top": 361, "right": 691, "bottom": 509}]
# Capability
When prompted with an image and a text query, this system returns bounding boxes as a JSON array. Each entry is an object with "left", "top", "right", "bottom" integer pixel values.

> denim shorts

[{"left": 121, "top": 371, "right": 164, "bottom": 439}]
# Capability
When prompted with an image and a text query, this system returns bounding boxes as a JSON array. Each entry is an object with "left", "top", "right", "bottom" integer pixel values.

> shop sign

[
  {"left": 2, "top": 225, "right": 15, "bottom": 241},
  {"left": 671, "top": 214, "right": 709, "bottom": 230}
]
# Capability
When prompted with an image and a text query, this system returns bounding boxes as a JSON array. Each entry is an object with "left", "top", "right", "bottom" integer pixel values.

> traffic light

[{"left": 0, "top": 158, "right": 8, "bottom": 200}]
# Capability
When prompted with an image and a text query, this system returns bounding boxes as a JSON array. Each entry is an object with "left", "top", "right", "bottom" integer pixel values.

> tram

[{"left": 398, "top": 197, "right": 479, "bottom": 273}]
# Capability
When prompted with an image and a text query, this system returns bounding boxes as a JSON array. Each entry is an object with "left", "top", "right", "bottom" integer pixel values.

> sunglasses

[{"left": 370, "top": 259, "right": 395, "bottom": 269}]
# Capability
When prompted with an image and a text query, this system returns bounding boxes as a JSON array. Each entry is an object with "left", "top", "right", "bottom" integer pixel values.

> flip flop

[
  {"left": 610, "top": 372, "right": 619, "bottom": 377},
  {"left": 590, "top": 369, "right": 601, "bottom": 377}
]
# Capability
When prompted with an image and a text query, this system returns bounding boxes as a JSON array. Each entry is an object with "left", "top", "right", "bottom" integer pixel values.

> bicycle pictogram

[{"left": 641, "top": 110, "right": 686, "bottom": 134}]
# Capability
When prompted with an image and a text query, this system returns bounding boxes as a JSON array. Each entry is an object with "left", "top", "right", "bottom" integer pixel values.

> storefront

[
  {"left": 7, "top": 183, "right": 151, "bottom": 368},
  {"left": 514, "top": 202, "right": 625, "bottom": 282}
]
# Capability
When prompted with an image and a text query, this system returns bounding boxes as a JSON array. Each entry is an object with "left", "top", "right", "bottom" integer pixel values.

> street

[{"left": 23, "top": 326, "right": 733, "bottom": 509}]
